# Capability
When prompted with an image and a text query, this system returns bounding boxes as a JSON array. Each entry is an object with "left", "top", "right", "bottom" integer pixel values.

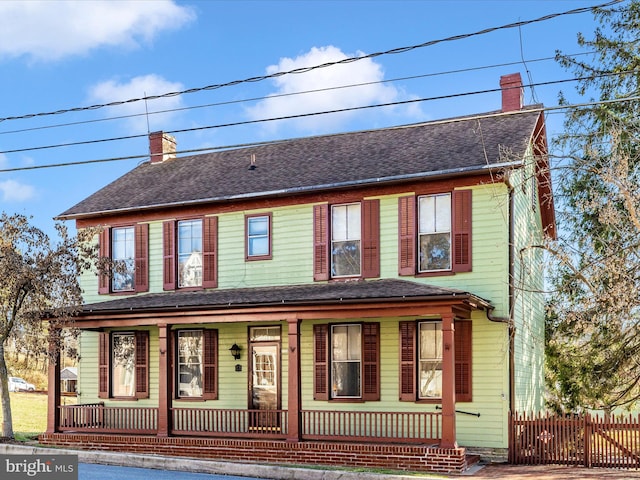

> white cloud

[
  {"left": 0, "top": 1, "right": 195, "bottom": 61},
  {"left": 0, "top": 179, "right": 35, "bottom": 202},
  {"left": 246, "top": 46, "right": 422, "bottom": 135},
  {"left": 88, "top": 74, "right": 185, "bottom": 132},
  {"left": 0, "top": 153, "right": 8, "bottom": 169}
]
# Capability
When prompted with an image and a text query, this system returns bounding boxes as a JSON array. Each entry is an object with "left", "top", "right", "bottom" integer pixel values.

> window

[
  {"left": 418, "top": 321, "right": 443, "bottom": 399},
  {"left": 175, "top": 329, "right": 218, "bottom": 400},
  {"left": 418, "top": 194, "right": 451, "bottom": 272},
  {"left": 178, "top": 219, "right": 203, "bottom": 288},
  {"left": 399, "top": 320, "right": 472, "bottom": 402},
  {"left": 331, "top": 324, "right": 361, "bottom": 398},
  {"left": 246, "top": 214, "right": 272, "bottom": 260},
  {"left": 313, "top": 200, "right": 380, "bottom": 281},
  {"left": 313, "top": 323, "right": 379, "bottom": 401},
  {"left": 112, "top": 227, "right": 135, "bottom": 292},
  {"left": 163, "top": 217, "right": 217, "bottom": 290},
  {"left": 98, "top": 331, "right": 148, "bottom": 399},
  {"left": 98, "top": 224, "right": 148, "bottom": 294},
  {"left": 398, "top": 190, "right": 471, "bottom": 276}
]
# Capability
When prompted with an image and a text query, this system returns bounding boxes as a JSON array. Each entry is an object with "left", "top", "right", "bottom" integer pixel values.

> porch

[{"left": 37, "top": 403, "right": 474, "bottom": 473}]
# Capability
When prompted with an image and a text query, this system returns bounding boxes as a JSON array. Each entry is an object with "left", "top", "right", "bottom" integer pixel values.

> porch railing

[
  {"left": 59, "top": 405, "right": 441, "bottom": 443},
  {"left": 301, "top": 409, "right": 441, "bottom": 443},
  {"left": 59, "top": 403, "right": 157, "bottom": 434},
  {"left": 171, "top": 408, "right": 288, "bottom": 438}
]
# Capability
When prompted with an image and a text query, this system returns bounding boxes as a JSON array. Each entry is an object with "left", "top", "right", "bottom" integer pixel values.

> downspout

[{"left": 485, "top": 172, "right": 516, "bottom": 416}]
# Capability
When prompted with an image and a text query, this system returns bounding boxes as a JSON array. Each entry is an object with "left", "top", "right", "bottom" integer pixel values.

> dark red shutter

[
  {"left": 202, "top": 216, "right": 218, "bottom": 289},
  {"left": 399, "top": 321, "right": 416, "bottom": 401},
  {"left": 455, "top": 320, "right": 472, "bottom": 402},
  {"left": 398, "top": 196, "right": 416, "bottom": 276},
  {"left": 313, "top": 324, "right": 329, "bottom": 400},
  {"left": 313, "top": 205, "right": 329, "bottom": 281},
  {"left": 362, "top": 323, "right": 380, "bottom": 401},
  {"left": 362, "top": 199, "right": 380, "bottom": 279},
  {"left": 203, "top": 329, "right": 218, "bottom": 400},
  {"left": 135, "top": 331, "right": 149, "bottom": 399},
  {"left": 163, "top": 220, "right": 175, "bottom": 290},
  {"left": 452, "top": 189, "right": 472, "bottom": 272},
  {"left": 134, "top": 224, "right": 149, "bottom": 293},
  {"left": 98, "top": 332, "right": 109, "bottom": 398},
  {"left": 98, "top": 228, "right": 110, "bottom": 294}
]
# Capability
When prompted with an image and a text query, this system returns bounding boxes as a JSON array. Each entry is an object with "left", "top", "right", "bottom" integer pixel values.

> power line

[
  {"left": 0, "top": 0, "right": 621, "bottom": 124},
  {"left": 2, "top": 90, "right": 638, "bottom": 174},
  {"left": 0, "top": 71, "right": 632, "bottom": 156}
]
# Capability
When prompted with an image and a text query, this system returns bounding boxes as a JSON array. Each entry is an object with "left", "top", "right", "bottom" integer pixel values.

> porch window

[
  {"left": 98, "top": 224, "right": 149, "bottom": 294},
  {"left": 313, "top": 200, "right": 380, "bottom": 281},
  {"left": 418, "top": 321, "right": 443, "bottom": 399},
  {"left": 175, "top": 329, "right": 218, "bottom": 400},
  {"left": 331, "top": 204, "right": 361, "bottom": 278},
  {"left": 246, "top": 214, "right": 272, "bottom": 260},
  {"left": 398, "top": 190, "right": 472, "bottom": 276},
  {"left": 399, "top": 320, "right": 472, "bottom": 402},
  {"left": 331, "top": 324, "right": 361, "bottom": 398},
  {"left": 98, "top": 331, "right": 149, "bottom": 399},
  {"left": 313, "top": 323, "right": 380, "bottom": 401},
  {"left": 163, "top": 217, "right": 218, "bottom": 290},
  {"left": 111, "top": 227, "right": 135, "bottom": 292}
]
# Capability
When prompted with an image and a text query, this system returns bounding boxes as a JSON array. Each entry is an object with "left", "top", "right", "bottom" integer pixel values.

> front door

[{"left": 249, "top": 326, "right": 280, "bottom": 429}]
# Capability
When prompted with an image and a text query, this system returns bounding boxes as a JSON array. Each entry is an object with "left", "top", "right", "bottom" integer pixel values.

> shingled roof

[
  {"left": 79, "top": 279, "right": 491, "bottom": 315},
  {"left": 58, "top": 107, "right": 543, "bottom": 219}
]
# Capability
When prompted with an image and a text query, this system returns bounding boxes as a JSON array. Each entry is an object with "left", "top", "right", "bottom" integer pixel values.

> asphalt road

[{"left": 79, "top": 463, "right": 265, "bottom": 480}]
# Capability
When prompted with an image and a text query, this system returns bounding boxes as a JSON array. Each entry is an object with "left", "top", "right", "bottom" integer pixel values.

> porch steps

[{"left": 466, "top": 453, "right": 481, "bottom": 468}]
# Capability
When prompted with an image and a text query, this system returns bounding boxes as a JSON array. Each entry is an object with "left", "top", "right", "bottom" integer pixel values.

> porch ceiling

[{"left": 80, "top": 279, "right": 491, "bottom": 317}]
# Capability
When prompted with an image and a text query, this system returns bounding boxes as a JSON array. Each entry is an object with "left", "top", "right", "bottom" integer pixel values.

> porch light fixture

[{"left": 229, "top": 343, "right": 241, "bottom": 360}]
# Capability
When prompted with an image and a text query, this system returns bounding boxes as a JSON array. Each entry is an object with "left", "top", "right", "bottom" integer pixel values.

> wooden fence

[{"left": 510, "top": 411, "right": 640, "bottom": 469}]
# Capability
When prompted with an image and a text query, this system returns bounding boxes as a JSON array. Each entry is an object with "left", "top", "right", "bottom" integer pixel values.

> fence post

[{"left": 584, "top": 413, "right": 591, "bottom": 468}]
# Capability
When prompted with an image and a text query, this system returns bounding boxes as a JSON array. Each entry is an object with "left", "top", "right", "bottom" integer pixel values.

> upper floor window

[
  {"left": 175, "top": 329, "right": 218, "bottom": 400},
  {"left": 246, "top": 214, "right": 272, "bottom": 260},
  {"left": 98, "top": 224, "right": 148, "bottom": 295},
  {"left": 99, "top": 330, "right": 149, "bottom": 399},
  {"left": 313, "top": 200, "right": 380, "bottom": 281},
  {"left": 418, "top": 194, "right": 451, "bottom": 272},
  {"left": 399, "top": 190, "right": 472, "bottom": 276},
  {"left": 313, "top": 322, "right": 380, "bottom": 401},
  {"left": 163, "top": 217, "right": 217, "bottom": 291},
  {"left": 112, "top": 227, "right": 135, "bottom": 292},
  {"left": 331, "top": 204, "right": 361, "bottom": 278},
  {"left": 178, "top": 219, "right": 203, "bottom": 288}
]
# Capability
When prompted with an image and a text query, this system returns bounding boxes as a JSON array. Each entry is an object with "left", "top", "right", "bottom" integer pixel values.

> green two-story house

[{"left": 41, "top": 72, "right": 555, "bottom": 474}]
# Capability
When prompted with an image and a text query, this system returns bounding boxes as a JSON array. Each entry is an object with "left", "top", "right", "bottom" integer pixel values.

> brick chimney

[
  {"left": 500, "top": 73, "right": 523, "bottom": 112},
  {"left": 149, "top": 131, "right": 177, "bottom": 164}
]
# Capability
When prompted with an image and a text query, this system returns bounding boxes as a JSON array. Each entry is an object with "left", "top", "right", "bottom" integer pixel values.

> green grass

[{"left": 0, "top": 392, "right": 75, "bottom": 439}]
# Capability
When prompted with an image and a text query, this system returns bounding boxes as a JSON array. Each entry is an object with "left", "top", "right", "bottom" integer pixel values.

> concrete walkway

[{"left": 1, "top": 443, "right": 639, "bottom": 480}]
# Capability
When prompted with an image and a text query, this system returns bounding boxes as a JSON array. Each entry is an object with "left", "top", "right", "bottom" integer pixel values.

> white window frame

[
  {"left": 111, "top": 332, "right": 136, "bottom": 398},
  {"left": 331, "top": 203, "right": 361, "bottom": 278},
  {"left": 418, "top": 193, "right": 452, "bottom": 273},
  {"left": 177, "top": 219, "right": 203, "bottom": 288},
  {"left": 177, "top": 330, "right": 204, "bottom": 398},
  {"left": 111, "top": 226, "right": 135, "bottom": 292},
  {"left": 418, "top": 321, "right": 443, "bottom": 400},
  {"left": 330, "top": 324, "right": 362, "bottom": 399}
]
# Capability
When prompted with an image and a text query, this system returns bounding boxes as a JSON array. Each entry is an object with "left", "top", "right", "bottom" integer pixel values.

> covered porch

[{"left": 42, "top": 279, "right": 490, "bottom": 473}]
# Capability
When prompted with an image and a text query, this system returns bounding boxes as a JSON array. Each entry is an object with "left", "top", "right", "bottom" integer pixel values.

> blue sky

[{"left": 0, "top": 0, "right": 614, "bottom": 239}]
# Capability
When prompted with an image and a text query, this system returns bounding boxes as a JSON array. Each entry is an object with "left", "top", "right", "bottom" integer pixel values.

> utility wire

[
  {"left": 0, "top": 0, "right": 621, "bottom": 124},
  {"left": 0, "top": 70, "right": 634, "bottom": 156},
  {"left": 2, "top": 92, "right": 638, "bottom": 174}
]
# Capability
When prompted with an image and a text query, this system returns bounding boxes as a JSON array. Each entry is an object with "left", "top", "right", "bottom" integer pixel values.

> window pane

[
  {"left": 435, "top": 194, "right": 451, "bottom": 232},
  {"left": 248, "top": 216, "right": 270, "bottom": 257},
  {"left": 178, "top": 219, "right": 202, "bottom": 287},
  {"left": 112, "top": 333, "right": 135, "bottom": 397},
  {"left": 419, "top": 233, "right": 451, "bottom": 271},
  {"left": 331, "top": 325, "right": 361, "bottom": 398},
  {"left": 418, "top": 196, "right": 435, "bottom": 233},
  {"left": 112, "top": 227, "right": 135, "bottom": 292},
  {"left": 177, "top": 331, "right": 203, "bottom": 397},
  {"left": 419, "top": 321, "right": 443, "bottom": 399},
  {"left": 331, "top": 203, "right": 361, "bottom": 277}
]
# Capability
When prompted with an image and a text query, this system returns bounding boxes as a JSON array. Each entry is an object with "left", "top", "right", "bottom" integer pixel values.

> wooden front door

[{"left": 249, "top": 326, "right": 281, "bottom": 429}]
